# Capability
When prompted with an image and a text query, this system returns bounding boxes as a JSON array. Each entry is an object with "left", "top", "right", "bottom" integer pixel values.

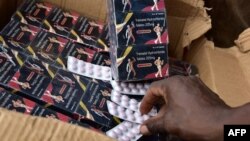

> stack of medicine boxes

[{"left": 107, "top": 0, "right": 169, "bottom": 81}]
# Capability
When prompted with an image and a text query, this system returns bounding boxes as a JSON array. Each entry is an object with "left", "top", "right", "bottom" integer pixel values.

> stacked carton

[{"left": 107, "top": 0, "right": 169, "bottom": 81}]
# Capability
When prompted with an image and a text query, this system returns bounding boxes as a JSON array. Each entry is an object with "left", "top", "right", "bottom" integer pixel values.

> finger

[
  {"left": 140, "top": 81, "right": 167, "bottom": 114},
  {"left": 140, "top": 115, "right": 166, "bottom": 135}
]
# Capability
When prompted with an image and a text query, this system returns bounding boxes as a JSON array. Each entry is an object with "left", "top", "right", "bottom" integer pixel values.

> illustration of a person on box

[
  {"left": 126, "top": 57, "right": 136, "bottom": 80},
  {"left": 37, "top": 51, "right": 54, "bottom": 62},
  {"left": 54, "top": 22, "right": 70, "bottom": 33},
  {"left": 36, "top": 3, "right": 52, "bottom": 11},
  {"left": 48, "top": 37, "right": 65, "bottom": 47},
  {"left": 12, "top": 99, "right": 33, "bottom": 113},
  {"left": 10, "top": 77, "right": 31, "bottom": 90},
  {"left": 101, "top": 90, "right": 111, "bottom": 97},
  {"left": 125, "top": 22, "right": 135, "bottom": 46},
  {"left": 154, "top": 23, "right": 163, "bottom": 44},
  {"left": 122, "top": 0, "right": 132, "bottom": 12},
  {"left": 20, "top": 26, "right": 38, "bottom": 36},
  {"left": 154, "top": 57, "right": 164, "bottom": 77},
  {"left": 0, "top": 51, "right": 16, "bottom": 66},
  {"left": 55, "top": 74, "right": 76, "bottom": 87},
  {"left": 63, "top": 12, "right": 78, "bottom": 21},
  {"left": 26, "top": 14, "right": 42, "bottom": 24},
  {"left": 91, "top": 106, "right": 110, "bottom": 121},
  {"left": 44, "top": 90, "right": 65, "bottom": 103},
  {"left": 25, "top": 61, "right": 44, "bottom": 74},
  {"left": 76, "top": 48, "right": 94, "bottom": 59},
  {"left": 151, "top": 0, "right": 159, "bottom": 11}
]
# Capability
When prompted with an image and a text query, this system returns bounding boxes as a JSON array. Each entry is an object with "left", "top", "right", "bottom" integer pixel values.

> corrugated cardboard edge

[
  {"left": 235, "top": 28, "right": 250, "bottom": 53},
  {"left": 187, "top": 38, "right": 250, "bottom": 107},
  {"left": 166, "top": 0, "right": 211, "bottom": 59},
  {"left": 0, "top": 108, "right": 114, "bottom": 141}
]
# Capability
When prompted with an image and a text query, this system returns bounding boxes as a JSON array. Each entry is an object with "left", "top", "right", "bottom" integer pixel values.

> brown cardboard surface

[
  {"left": 166, "top": 0, "right": 211, "bottom": 59},
  {"left": 235, "top": 28, "right": 250, "bottom": 53},
  {"left": 187, "top": 38, "right": 250, "bottom": 107},
  {"left": 0, "top": 108, "right": 114, "bottom": 141}
]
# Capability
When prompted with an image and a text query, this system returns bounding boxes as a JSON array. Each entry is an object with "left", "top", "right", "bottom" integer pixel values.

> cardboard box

[
  {"left": 0, "top": 108, "right": 114, "bottom": 141},
  {"left": 186, "top": 37, "right": 250, "bottom": 107}
]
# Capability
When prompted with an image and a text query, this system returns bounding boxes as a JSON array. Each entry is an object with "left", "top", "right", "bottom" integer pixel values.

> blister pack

[
  {"left": 67, "top": 56, "right": 112, "bottom": 81},
  {"left": 107, "top": 101, "right": 152, "bottom": 124},
  {"left": 110, "top": 81, "right": 150, "bottom": 95},
  {"left": 106, "top": 121, "right": 142, "bottom": 141},
  {"left": 111, "top": 91, "right": 157, "bottom": 116}
]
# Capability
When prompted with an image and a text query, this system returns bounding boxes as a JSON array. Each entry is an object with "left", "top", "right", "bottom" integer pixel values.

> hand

[{"left": 140, "top": 76, "right": 232, "bottom": 141}]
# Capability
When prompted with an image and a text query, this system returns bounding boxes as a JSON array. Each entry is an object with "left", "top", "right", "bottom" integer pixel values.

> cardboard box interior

[
  {"left": 0, "top": 108, "right": 114, "bottom": 141},
  {"left": 0, "top": 0, "right": 249, "bottom": 139},
  {"left": 186, "top": 37, "right": 250, "bottom": 107}
]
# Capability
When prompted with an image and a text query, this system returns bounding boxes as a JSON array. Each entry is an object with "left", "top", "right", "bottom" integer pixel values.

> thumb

[{"left": 140, "top": 115, "right": 166, "bottom": 135}]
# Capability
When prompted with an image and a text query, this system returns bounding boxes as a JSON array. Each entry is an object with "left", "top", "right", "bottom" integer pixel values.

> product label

[
  {"left": 77, "top": 82, "right": 118, "bottom": 127},
  {"left": 113, "top": 0, "right": 165, "bottom": 12},
  {"left": 1, "top": 20, "right": 40, "bottom": 45},
  {"left": 42, "top": 8, "right": 80, "bottom": 37},
  {"left": 115, "top": 11, "right": 168, "bottom": 46},
  {"left": 69, "top": 17, "right": 104, "bottom": 47},
  {"left": 13, "top": 0, "right": 55, "bottom": 26},
  {"left": 115, "top": 44, "right": 169, "bottom": 81},
  {"left": 28, "top": 31, "right": 70, "bottom": 67},
  {"left": 60, "top": 42, "right": 111, "bottom": 67},
  {"left": 0, "top": 46, "right": 27, "bottom": 84}
]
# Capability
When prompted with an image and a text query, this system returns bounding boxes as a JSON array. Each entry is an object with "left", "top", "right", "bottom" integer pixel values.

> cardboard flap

[
  {"left": 235, "top": 28, "right": 250, "bottom": 53},
  {"left": 0, "top": 108, "right": 114, "bottom": 141},
  {"left": 187, "top": 38, "right": 250, "bottom": 107}
]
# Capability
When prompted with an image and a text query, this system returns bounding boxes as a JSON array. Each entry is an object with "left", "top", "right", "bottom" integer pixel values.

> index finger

[{"left": 140, "top": 80, "right": 168, "bottom": 114}]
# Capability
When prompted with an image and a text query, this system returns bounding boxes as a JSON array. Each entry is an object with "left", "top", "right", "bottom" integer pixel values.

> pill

[
  {"left": 87, "top": 70, "right": 94, "bottom": 75},
  {"left": 128, "top": 83, "right": 135, "bottom": 88},
  {"left": 139, "top": 88, "right": 147, "bottom": 94},
  {"left": 121, "top": 82, "right": 127, "bottom": 87},
  {"left": 129, "top": 104, "right": 138, "bottom": 111},
  {"left": 119, "top": 111, "right": 127, "bottom": 119},
  {"left": 125, "top": 109, "right": 133, "bottom": 115},
  {"left": 109, "top": 109, "right": 117, "bottom": 115},
  {"left": 79, "top": 61, "right": 86, "bottom": 67},
  {"left": 144, "top": 83, "right": 150, "bottom": 89},
  {"left": 123, "top": 87, "right": 131, "bottom": 93},
  {"left": 108, "top": 102, "right": 116, "bottom": 109},
  {"left": 120, "top": 136, "right": 130, "bottom": 141},
  {"left": 111, "top": 81, "right": 118, "bottom": 87},
  {"left": 107, "top": 131, "right": 117, "bottom": 138},
  {"left": 127, "top": 115, "right": 135, "bottom": 121},
  {"left": 134, "top": 112, "right": 142, "bottom": 117},
  {"left": 113, "top": 128, "right": 122, "bottom": 135},
  {"left": 104, "top": 72, "right": 111, "bottom": 79},
  {"left": 136, "top": 84, "right": 143, "bottom": 89},
  {"left": 121, "top": 95, "right": 129, "bottom": 101},
  {"left": 131, "top": 88, "right": 139, "bottom": 94},
  {"left": 118, "top": 124, "right": 127, "bottom": 131},
  {"left": 126, "top": 132, "right": 135, "bottom": 139},
  {"left": 121, "top": 100, "right": 129, "bottom": 107},
  {"left": 129, "top": 99, "right": 138, "bottom": 105},
  {"left": 124, "top": 122, "right": 133, "bottom": 128},
  {"left": 112, "top": 91, "right": 120, "bottom": 97},
  {"left": 112, "top": 95, "right": 121, "bottom": 103},
  {"left": 115, "top": 86, "right": 123, "bottom": 91},
  {"left": 117, "top": 106, "right": 125, "bottom": 112},
  {"left": 131, "top": 127, "right": 139, "bottom": 134}
]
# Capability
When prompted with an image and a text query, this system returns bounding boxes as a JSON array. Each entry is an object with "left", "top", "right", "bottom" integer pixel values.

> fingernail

[{"left": 140, "top": 125, "right": 150, "bottom": 135}]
